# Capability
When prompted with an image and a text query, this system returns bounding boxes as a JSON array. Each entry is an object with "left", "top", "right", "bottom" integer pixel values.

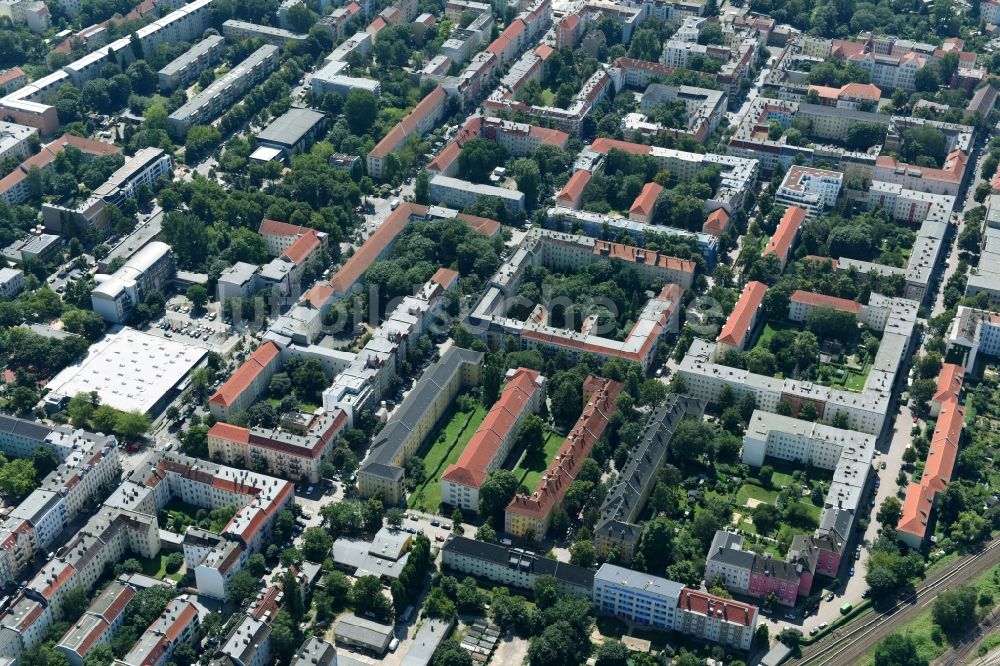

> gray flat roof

[
  {"left": 159, "top": 35, "right": 224, "bottom": 77},
  {"left": 256, "top": 108, "right": 326, "bottom": 149},
  {"left": 361, "top": 347, "right": 483, "bottom": 476}
]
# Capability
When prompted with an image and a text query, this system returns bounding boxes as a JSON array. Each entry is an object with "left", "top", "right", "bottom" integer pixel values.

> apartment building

[
  {"left": 429, "top": 175, "right": 526, "bottom": 216},
  {"left": 743, "top": 410, "right": 877, "bottom": 469},
  {"left": 168, "top": 45, "right": 280, "bottom": 136},
  {"left": 594, "top": 564, "right": 758, "bottom": 651},
  {"left": 209, "top": 341, "right": 283, "bottom": 422},
  {"left": 215, "top": 614, "right": 272, "bottom": 666},
  {"left": 92, "top": 148, "right": 172, "bottom": 208},
  {"left": 506, "top": 377, "right": 622, "bottom": 541},
  {"left": 586, "top": 138, "right": 758, "bottom": 214},
  {"left": 368, "top": 86, "right": 446, "bottom": 179},
  {"left": 0, "top": 268, "right": 24, "bottom": 299},
  {"left": 0, "top": 134, "right": 121, "bottom": 206},
  {"left": 357, "top": 347, "right": 484, "bottom": 503},
  {"left": 848, "top": 51, "right": 926, "bottom": 91},
  {"left": 207, "top": 408, "right": 348, "bottom": 484},
  {"left": 117, "top": 598, "right": 199, "bottom": 666},
  {"left": 441, "top": 368, "right": 546, "bottom": 511},
  {"left": 806, "top": 82, "right": 881, "bottom": 109},
  {"left": 0, "top": 121, "right": 35, "bottom": 165},
  {"left": 157, "top": 34, "right": 225, "bottom": 92},
  {"left": 946, "top": 306, "right": 1000, "bottom": 369},
  {"left": 717, "top": 281, "right": 768, "bottom": 356},
  {"left": 56, "top": 581, "right": 136, "bottom": 666},
  {"left": 468, "top": 229, "right": 691, "bottom": 371},
  {"left": 897, "top": 364, "right": 964, "bottom": 549},
  {"left": 322, "top": 267, "right": 462, "bottom": 422},
  {"left": 222, "top": 19, "right": 307, "bottom": 44},
  {"left": 594, "top": 394, "right": 705, "bottom": 561},
  {"left": 442, "top": 536, "right": 593, "bottom": 598},
  {"left": 763, "top": 205, "right": 806, "bottom": 269},
  {"left": 91, "top": 242, "right": 175, "bottom": 324},
  {"left": 774, "top": 166, "right": 844, "bottom": 217},
  {"left": 629, "top": 182, "right": 662, "bottom": 224}
]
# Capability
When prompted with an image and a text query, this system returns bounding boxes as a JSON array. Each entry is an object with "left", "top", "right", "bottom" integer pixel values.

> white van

[{"left": 390, "top": 199, "right": 401, "bottom": 210}]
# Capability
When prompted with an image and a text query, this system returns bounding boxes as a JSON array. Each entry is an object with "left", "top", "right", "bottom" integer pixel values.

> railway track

[{"left": 793, "top": 538, "right": 1000, "bottom": 666}]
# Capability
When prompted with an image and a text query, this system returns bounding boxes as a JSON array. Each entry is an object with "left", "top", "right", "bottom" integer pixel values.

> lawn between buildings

[
  {"left": 408, "top": 401, "right": 488, "bottom": 512},
  {"left": 750, "top": 319, "right": 872, "bottom": 392}
]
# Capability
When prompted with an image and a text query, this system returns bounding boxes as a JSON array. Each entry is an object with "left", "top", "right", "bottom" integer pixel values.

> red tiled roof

[
  {"left": 898, "top": 482, "right": 935, "bottom": 538},
  {"left": 718, "top": 281, "right": 767, "bottom": 348},
  {"left": 764, "top": 206, "right": 806, "bottom": 262},
  {"left": 506, "top": 377, "right": 622, "bottom": 521},
  {"left": 629, "top": 182, "right": 662, "bottom": 217},
  {"left": 898, "top": 365, "right": 965, "bottom": 541},
  {"left": 559, "top": 14, "right": 580, "bottom": 30},
  {"left": 678, "top": 589, "right": 757, "bottom": 627},
  {"left": 0, "top": 68, "right": 25, "bottom": 87},
  {"left": 589, "top": 137, "right": 651, "bottom": 156},
  {"left": 427, "top": 141, "right": 461, "bottom": 173},
  {"left": 556, "top": 170, "right": 591, "bottom": 204},
  {"left": 455, "top": 213, "right": 501, "bottom": 237},
  {"left": 259, "top": 219, "right": 309, "bottom": 238},
  {"left": 282, "top": 229, "right": 322, "bottom": 267},
  {"left": 431, "top": 267, "right": 459, "bottom": 290},
  {"left": 876, "top": 149, "right": 967, "bottom": 184},
  {"left": 790, "top": 290, "right": 861, "bottom": 315},
  {"left": 535, "top": 44, "right": 554, "bottom": 59},
  {"left": 208, "top": 422, "right": 251, "bottom": 444},
  {"left": 923, "top": 402, "right": 963, "bottom": 492},
  {"left": 209, "top": 341, "right": 281, "bottom": 408},
  {"left": 932, "top": 363, "right": 964, "bottom": 405},
  {"left": 592, "top": 240, "right": 695, "bottom": 275},
  {"left": 442, "top": 368, "right": 543, "bottom": 489},
  {"left": 55, "top": 134, "right": 121, "bottom": 156},
  {"left": 370, "top": 87, "right": 446, "bottom": 159},
  {"left": 329, "top": 203, "right": 425, "bottom": 294},
  {"left": 703, "top": 208, "right": 730, "bottom": 236}
]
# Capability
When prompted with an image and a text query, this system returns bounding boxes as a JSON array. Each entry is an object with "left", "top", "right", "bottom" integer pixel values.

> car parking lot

[{"left": 141, "top": 297, "right": 243, "bottom": 355}]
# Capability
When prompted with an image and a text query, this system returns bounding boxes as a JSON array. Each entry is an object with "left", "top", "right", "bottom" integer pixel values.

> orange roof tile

[
  {"left": 589, "top": 137, "right": 651, "bottom": 156},
  {"left": 703, "top": 208, "right": 730, "bottom": 236},
  {"left": 790, "top": 289, "right": 861, "bottom": 315},
  {"left": 556, "top": 170, "right": 591, "bottom": 204},
  {"left": 442, "top": 368, "right": 543, "bottom": 489},
  {"left": 209, "top": 341, "right": 281, "bottom": 408},
  {"left": 259, "top": 219, "right": 309, "bottom": 238},
  {"left": 592, "top": 240, "right": 695, "bottom": 274},
  {"left": 431, "top": 267, "right": 459, "bottom": 290},
  {"left": 932, "top": 363, "right": 964, "bottom": 406},
  {"left": 0, "top": 68, "right": 25, "bottom": 87},
  {"left": 718, "top": 281, "right": 767, "bottom": 348},
  {"left": 282, "top": 229, "right": 322, "bottom": 266},
  {"left": 370, "top": 87, "right": 446, "bottom": 159},
  {"left": 764, "top": 206, "right": 806, "bottom": 262},
  {"left": 506, "top": 377, "right": 622, "bottom": 521},
  {"left": 897, "top": 482, "right": 935, "bottom": 538},
  {"left": 629, "top": 182, "right": 662, "bottom": 217},
  {"left": 455, "top": 213, "right": 501, "bottom": 237},
  {"left": 208, "top": 422, "right": 251, "bottom": 444}
]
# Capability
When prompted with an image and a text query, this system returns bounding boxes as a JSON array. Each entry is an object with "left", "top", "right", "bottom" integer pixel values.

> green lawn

[
  {"left": 753, "top": 320, "right": 799, "bottom": 351},
  {"left": 407, "top": 403, "right": 488, "bottom": 511},
  {"left": 860, "top": 560, "right": 1000, "bottom": 664},
  {"left": 139, "top": 554, "right": 185, "bottom": 582},
  {"left": 511, "top": 432, "right": 566, "bottom": 490},
  {"left": 736, "top": 483, "right": 779, "bottom": 506}
]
